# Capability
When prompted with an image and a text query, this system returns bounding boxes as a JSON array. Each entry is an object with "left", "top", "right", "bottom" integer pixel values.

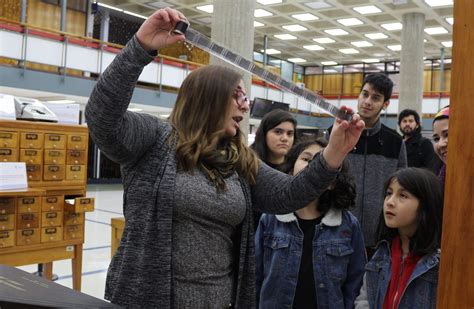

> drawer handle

[
  {"left": 50, "top": 221, "right": 54, "bottom": 225},
  {"left": 50, "top": 206, "right": 54, "bottom": 210},
  {"left": 53, "top": 175, "right": 57, "bottom": 179},
  {"left": 29, "top": 143, "right": 33, "bottom": 147},
  {"left": 53, "top": 159, "right": 57, "bottom": 163},
  {"left": 27, "top": 207, "right": 31, "bottom": 212},
  {"left": 2, "top": 159, "right": 7, "bottom": 162},
  {"left": 26, "top": 223, "right": 31, "bottom": 227},
  {"left": 53, "top": 144, "right": 57, "bottom": 148},
  {"left": 74, "top": 175, "right": 78, "bottom": 179},
  {"left": 0, "top": 210, "right": 4, "bottom": 214},
  {"left": 26, "top": 238, "right": 30, "bottom": 243},
  {"left": 50, "top": 236, "right": 54, "bottom": 240},
  {"left": 1, "top": 226, "right": 5, "bottom": 230}
]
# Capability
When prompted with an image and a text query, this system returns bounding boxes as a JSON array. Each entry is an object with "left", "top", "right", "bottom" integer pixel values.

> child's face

[
  {"left": 293, "top": 144, "right": 324, "bottom": 175},
  {"left": 383, "top": 178, "right": 420, "bottom": 237}
]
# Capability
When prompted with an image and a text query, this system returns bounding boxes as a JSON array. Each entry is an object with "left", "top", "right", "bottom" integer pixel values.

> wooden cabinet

[{"left": 0, "top": 120, "right": 94, "bottom": 291}]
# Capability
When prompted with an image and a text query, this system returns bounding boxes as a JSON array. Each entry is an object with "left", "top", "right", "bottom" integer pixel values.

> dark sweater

[{"left": 85, "top": 36, "right": 340, "bottom": 308}]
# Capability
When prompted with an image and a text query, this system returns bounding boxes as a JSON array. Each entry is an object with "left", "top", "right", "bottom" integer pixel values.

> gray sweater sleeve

[
  {"left": 251, "top": 152, "right": 339, "bottom": 214},
  {"left": 85, "top": 36, "right": 169, "bottom": 166}
]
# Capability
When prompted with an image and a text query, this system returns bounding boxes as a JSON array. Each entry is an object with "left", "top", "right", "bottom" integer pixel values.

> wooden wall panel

[
  {"left": 322, "top": 74, "right": 342, "bottom": 96},
  {"left": 432, "top": 70, "right": 451, "bottom": 93},
  {"left": 0, "top": 0, "right": 21, "bottom": 21},
  {"left": 423, "top": 70, "right": 432, "bottom": 92},
  {"left": 159, "top": 41, "right": 210, "bottom": 65},
  {"left": 437, "top": 0, "right": 474, "bottom": 307},
  {"left": 343, "top": 73, "right": 363, "bottom": 96}
]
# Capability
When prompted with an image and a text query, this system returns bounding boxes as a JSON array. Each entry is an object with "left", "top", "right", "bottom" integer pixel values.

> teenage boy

[
  {"left": 329, "top": 73, "right": 407, "bottom": 256},
  {"left": 398, "top": 109, "right": 441, "bottom": 173}
]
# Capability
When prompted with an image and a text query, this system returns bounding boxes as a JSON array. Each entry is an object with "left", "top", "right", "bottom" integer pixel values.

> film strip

[{"left": 173, "top": 21, "right": 352, "bottom": 121}]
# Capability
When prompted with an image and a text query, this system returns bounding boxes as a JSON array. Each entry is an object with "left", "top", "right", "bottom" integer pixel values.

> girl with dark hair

[
  {"left": 256, "top": 138, "right": 367, "bottom": 308},
  {"left": 355, "top": 168, "right": 443, "bottom": 309},
  {"left": 250, "top": 109, "right": 297, "bottom": 171}
]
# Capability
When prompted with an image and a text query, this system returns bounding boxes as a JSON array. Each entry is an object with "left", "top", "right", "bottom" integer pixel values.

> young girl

[
  {"left": 355, "top": 168, "right": 443, "bottom": 309},
  {"left": 255, "top": 138, "right": 367, "bottom": 308}
]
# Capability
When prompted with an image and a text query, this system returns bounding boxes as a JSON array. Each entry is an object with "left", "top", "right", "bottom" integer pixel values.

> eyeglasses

[{"left": 234, "top": 89, "right": 249, "bottom": 106}]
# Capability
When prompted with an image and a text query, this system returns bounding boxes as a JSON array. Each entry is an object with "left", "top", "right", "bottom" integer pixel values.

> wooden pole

[{"left": 437, "top": 0, "right": 474, "bottom": 307}]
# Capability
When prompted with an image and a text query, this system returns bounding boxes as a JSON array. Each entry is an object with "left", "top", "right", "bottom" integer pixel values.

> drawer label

[
  {"left": 0, "top": 216, "right": 9, "bottom": 222},
  {"left": 45, "top": 228, "right": 57, "bottom": 234},
  {"left": 48, "top": 166, "right": 60, "bottom": 172},
  {"left": 26, "top": 133, "right": 38, "bottom": 140},
  {"left": 27, "top": 165, "right": 39, "bottom": 172},
  {"left": 49, "top": 135, "right": 61, "bottom": 141},
  {"left": 46, "top": 212, "right": 58, "bottom": 219},
  {"left": 0, "top": 232, "right": 9, "bottom": 238},
  {"left": 0, "top": 133, "right": 12, "bottom": 139},
  {"left": 21, "top": 214, "right": 34, "bottom": 220},
  {"left": 21, "top": 198, "right": 35, "bottom": 204},
  {"left": 25, "top": 150, "right": 38, "bottom": 156},
  {"left": 80, "top": 198, "right": 91, "bottom": 204},
  {"left": 22, "top": 229, "right": 34, "bottom": 236},
  {"left": 48, "top": 151, "right": 61, "bottom": 157},
  {"left": 46, "top": 197, "right": 58, "bottom": 203},
  {"left": 70, "top": 166, "right": 81, "bottom": 172},
  {"left": 0, "top": 149, "right": 12, "bottom": 155},
  {"left": 71, "top": 136, "right": 82, "bottom": 141}
]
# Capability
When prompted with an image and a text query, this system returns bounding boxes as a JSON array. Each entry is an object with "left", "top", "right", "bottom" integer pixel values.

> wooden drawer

[
  {"left": 0, "top": 214, "right": 15, "bottom": 230},
  {"left": 20, "top": 132, "right": 44, "bottom": 149},
  {"left": 65, "top": 197, "right": 94, "bottom": 213},
  {"left": 44, "top": 149, "right": 66, "bottom": 165},
  {"left": 41, "top": 226, "right": 63, "bottom": 243},
  {"left": 16, "top": 228, "right": 40, "bottom": 246},
  {"left": 66, "top": 165, "right": 86, "bottom": 181},
  {"left": 42, "top": 196, "right": 64, "bottom": 211},
  {"left": 43, "top": 165, "right": 65, "bottom": 181},
  {"left": 44, "top": 133, "right": 66, "bottom": 149},
  {"left": 64, "top": 224, "right": 84, "bottom": 240},
  {"left": 66, "top": 150, "right": 86, "bottom": 165},
  {"left": 0, "top": 131, "right": 18, "bottom": 148},
  {"left": 64, "top": 212, "right": 85, "bottom": 225},
  {"left": 41, "top": 211, "right": 63, "bottom": 227},
  {"left": 19, "top": 149, "right": 43, "bottom": 164},
  {"left": 0, "top": 230, "right": 15, "bottom": 248},
  {"left": 17, "top": 213, "right": 40, "bottom": 229},
  {"left": 0, "top": 197, "right": 16, "bottom": 214},
  {"left": 67, "top": 134, "right": 87, "bottom": 150},
  {"left": 18, "top": 196, "right": 41, "bottom": 213},
  {"left": 0, "top": 148, "right": 18, "bottom": 162},
  {"left": 26, "top": 164, "right": 42, "bottom": 181}
]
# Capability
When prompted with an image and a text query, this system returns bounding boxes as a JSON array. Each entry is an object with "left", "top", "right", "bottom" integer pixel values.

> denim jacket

[
  {"left": 255, "top": 209, "right": 367, "bottom": 309},
  {"left": 354, "top": 240, "right": 440, "bottom": 309}
]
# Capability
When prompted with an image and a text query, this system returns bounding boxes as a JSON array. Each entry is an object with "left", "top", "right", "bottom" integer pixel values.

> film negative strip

[{"left": 173, "top": 20, "right": 352, "bottom": 121}]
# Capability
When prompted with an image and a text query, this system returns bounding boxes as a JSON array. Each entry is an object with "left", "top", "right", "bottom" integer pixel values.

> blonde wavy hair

[{"left": 169, "top": 65, "right": 259, "bottom": 185}]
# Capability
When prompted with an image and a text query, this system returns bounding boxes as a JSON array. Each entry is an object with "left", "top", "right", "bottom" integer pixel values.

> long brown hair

[{"left": 169, "top": 65, "right": 259, "bottom": 185}]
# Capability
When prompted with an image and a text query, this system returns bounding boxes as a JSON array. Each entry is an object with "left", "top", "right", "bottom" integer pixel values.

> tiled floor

[{"left": 17, "top": 184, "right": 124, "bottom": 301}]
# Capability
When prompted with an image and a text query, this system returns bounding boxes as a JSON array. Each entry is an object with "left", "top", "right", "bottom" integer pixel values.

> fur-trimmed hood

[{"left": 275, "top": 208, "right": 342, "bottom": 227}]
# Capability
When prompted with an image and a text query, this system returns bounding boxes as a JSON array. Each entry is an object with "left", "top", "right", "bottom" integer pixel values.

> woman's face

[
  {"left": 265, "top": 121, "right": 295, "bottom": 164},
  {"left": 432, "top": 118, "right": 449, "bottom": 163},
  {"left": 224, "top": 80, "right": 249, "bottom": 137}
]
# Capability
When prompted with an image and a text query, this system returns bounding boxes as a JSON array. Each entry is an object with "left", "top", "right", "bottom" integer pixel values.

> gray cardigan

[{"left": 85, "top": 36, "right": 340, "bottom": 308}]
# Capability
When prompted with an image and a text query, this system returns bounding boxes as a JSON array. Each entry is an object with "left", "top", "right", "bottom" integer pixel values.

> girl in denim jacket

[
  {"left": 355, "top": 168, "right": 443, "bottom": 309},
  {"left": 256, "top": 138, "right": 367, "bottom": 309}
]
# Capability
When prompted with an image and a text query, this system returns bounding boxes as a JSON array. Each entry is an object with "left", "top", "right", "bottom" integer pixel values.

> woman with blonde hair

[{"left": 85, "top": 7, "right": 365, "bottom": 308}]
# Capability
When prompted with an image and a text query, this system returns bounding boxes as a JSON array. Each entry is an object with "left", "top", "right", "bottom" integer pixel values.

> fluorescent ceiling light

[
  {"left": 339, "top": 48, "right": 359, "bottom": 54},
  {"left": 292, "top": 13, "right": 319, "bottom": 21},
  {"left": 321, "top": 61, "right": 338, "bottom": 65},
  {"left": 260, "top": 48, "right": 281, "bottom": 54},
  {"left": 445, "top": 17, "right": 453, "bottom": 25},
  {"left": 351, "top": 41, "right": 373, "bottom": 47},
  {"left": 282, "top": 24, "right": 308, "bottom": 32},
  {"left": 337, "top": 18, "right": 364, "bottom": 26},
  {"left": 46, "top": 99, "right": 75, "bottom": 104},
  {"left": 97, "top": 3, "right": 123, "bottom": 12},
  {"left": 288, "top": 58, "right": 306, "bottom": 63},
  {"left": 257, "top": 0, "right": 282, "bottom": 4},
  {"left": 313, "top": 37, "right": 335, "bottom": 44},
  {"left": 364, "top": 32, "right": 388, "bottom": 40},
  {"left": 362, "top": 58, "right": 380, "bottom": 63},
  {"left": 255, "top": 9, "right": 273, "bottom": 17},
  {"left": 324, "top": 28, "right": 349, "bottom": 36},
  {"left": 441, "top": 41, "right": 453, "bottom": 47},
  {"left": 254, "top": 21, "right": 265, "bottom": 27},
  {"left": 387, "top": 45, "right": 402, "bottom": 51},
  {"left": 196, "top": 4, "right": 213, "bottom": 13},
  {"left": 325, "top": 69, "right": 338, "bottom": 73},
  {"left": 381, "top": 22, "right": 403, "bottom": 31},
  {"left": 127, "top": 108, "right": 143, "bottom": 112},
  {"left": 424, "top": 0, "right": 453, "bottom": 7},
  {"left": 424, "top": 27, "right": 448, "bottom": 35},
  {"left": 274, "top": 34, "right": 297, "bottom": 40},
  {"left": 304, "top": 1, "right": 332, "bottom": 9},
  {"left": 124, "top": 11, "right": 147, "bottom": 19},
  {"left": 303, "top": 44, "right": 324, "bottom": 51},
  {"left": 353, "top": 5, "right": 382, "bottom": 14}
]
